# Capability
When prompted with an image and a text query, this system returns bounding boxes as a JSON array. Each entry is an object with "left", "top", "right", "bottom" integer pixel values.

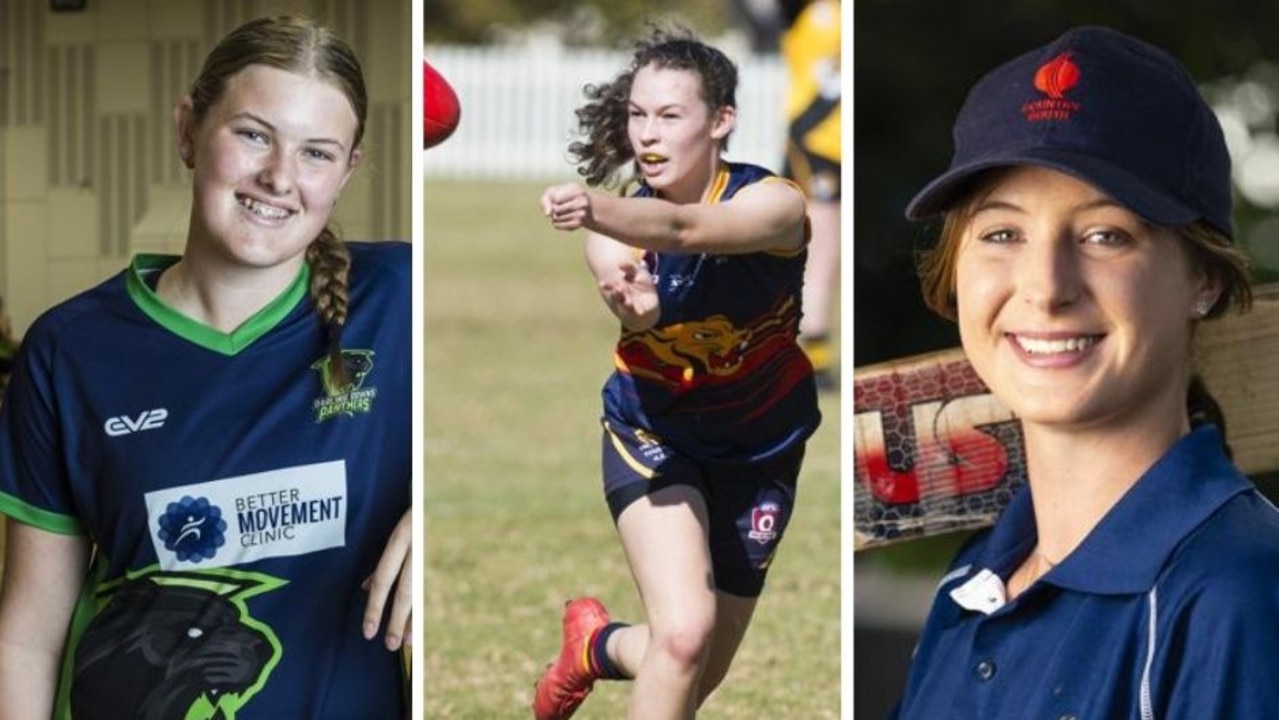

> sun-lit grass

[{"left": 424, "top": 180, "right": 840, "bottom": 718}]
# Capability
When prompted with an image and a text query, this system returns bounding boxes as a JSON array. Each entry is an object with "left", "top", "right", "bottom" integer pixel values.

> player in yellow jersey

[{"left": 781, "top": 0, "right": 841, "bottom": 388}]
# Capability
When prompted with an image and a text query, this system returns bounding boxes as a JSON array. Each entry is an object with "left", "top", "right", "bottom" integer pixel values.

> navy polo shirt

[{"left": 891, "top": 426, "right": 1279, "bottom": 720}]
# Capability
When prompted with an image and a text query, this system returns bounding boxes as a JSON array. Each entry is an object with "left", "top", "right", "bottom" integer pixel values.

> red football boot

[{"left": 532, "top": 597, "right": 611, "bottom": 720}]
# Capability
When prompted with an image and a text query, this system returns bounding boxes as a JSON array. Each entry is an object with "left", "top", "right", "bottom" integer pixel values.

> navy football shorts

[{"left": 601, "top": 418, "right": 804, "bottom": 598}]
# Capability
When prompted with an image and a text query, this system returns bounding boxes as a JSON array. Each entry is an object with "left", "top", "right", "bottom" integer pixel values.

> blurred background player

[{"left": 780, "top": 0, "right": 841, "bottom": 389}]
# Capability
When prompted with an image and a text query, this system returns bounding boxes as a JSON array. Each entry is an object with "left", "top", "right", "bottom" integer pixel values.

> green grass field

[{"left": 423, "top": 180, "right": 841, "bottom": 718}]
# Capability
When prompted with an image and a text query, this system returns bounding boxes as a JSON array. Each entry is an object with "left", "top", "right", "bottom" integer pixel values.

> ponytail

[
  {"left": 1180, "top": 222, "right": 1251, "bottom": 460},
  {"left": 1187, "top": 373, "right": 1231, "bottom": 459},
  {"left": 306, "top": 227, "right": 351, "bottom": 390}
]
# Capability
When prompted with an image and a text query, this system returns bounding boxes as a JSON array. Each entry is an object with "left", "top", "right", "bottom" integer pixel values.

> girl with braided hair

[
  {"left": 534, "top": 27, "right": 820, "bottom": 720},
  {"left": 0, "top": 16, "right": 410, "bottom": 718}
]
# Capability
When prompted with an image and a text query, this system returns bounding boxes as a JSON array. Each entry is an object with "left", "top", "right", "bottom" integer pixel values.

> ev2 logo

[{"left": 104, "top": 408, "right": 169, "bottom": 437}]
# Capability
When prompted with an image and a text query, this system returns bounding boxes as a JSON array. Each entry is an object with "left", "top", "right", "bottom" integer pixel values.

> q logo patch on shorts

[{"left": 749, "top": 501, "right": 782, "bottom": 545}]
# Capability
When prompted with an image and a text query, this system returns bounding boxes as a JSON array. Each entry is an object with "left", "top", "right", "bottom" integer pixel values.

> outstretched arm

[
  {"left": 585, "top": 233, "right": 661, "bottom": 331},
  {"left": 541, "top": 180, "right": 807, "bottom": 255},
  {"left": 0, "top": 520, "right": 90, "bottom": 718}
]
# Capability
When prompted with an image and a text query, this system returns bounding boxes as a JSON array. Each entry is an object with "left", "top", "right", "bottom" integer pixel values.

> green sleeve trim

[
  {"left": 126, "top": 254, "right": 311, "bottom": 356},
  {"left": 0, "top": 491, "right": 84, "bottom": 535}
]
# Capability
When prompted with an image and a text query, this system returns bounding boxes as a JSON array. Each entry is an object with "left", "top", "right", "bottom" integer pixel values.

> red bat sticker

[{"left": 854, "top": 350, "right": 1024, "bottom": 548}]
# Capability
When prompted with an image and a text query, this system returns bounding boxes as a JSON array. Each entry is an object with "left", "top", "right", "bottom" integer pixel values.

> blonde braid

[{"left": 306, "top": 227, "right": 352, "bottom": 389}]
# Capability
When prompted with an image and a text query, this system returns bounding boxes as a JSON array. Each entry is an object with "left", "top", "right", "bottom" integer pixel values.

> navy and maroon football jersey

[{"left": 602, "top": 162, "right": 821, "bottom": 463}]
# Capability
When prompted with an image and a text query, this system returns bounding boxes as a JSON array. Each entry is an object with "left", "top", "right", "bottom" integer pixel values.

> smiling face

[
  {"left": 177, "top": 64, "right": 361, "bottom": 274},
  {"left": 627, "top": 64, "right": 734, "bottom": 204},
  {"left": 954, "top": 165, "right": 1219, "bottom": 433}
]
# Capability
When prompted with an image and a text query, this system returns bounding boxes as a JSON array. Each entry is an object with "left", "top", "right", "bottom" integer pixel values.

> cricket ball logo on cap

[
  {"left": 1022, "top": 51, "right": 1083, "bottom": 122},
  {"left": 1034, "top": 52, "right": 1080, "bottom": 98}
]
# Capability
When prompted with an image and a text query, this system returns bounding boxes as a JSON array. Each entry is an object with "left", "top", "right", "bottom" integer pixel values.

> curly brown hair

[{"left": 569, "top": 26, "right": 738, "bottom": 189}]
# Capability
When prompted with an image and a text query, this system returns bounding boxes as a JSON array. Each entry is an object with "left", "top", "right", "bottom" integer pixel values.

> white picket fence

[{"left": 424, "top": 44, "right": 788, "bottom": 181}]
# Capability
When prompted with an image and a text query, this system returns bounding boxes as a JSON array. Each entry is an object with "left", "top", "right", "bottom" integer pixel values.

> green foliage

[{"left": 423, "top": 180, "right": 840, "bottom": 718}]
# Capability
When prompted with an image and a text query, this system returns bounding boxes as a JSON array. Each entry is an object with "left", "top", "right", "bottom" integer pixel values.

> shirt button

[{"left": 975, "top": 659, "right": 996, "bottom": 681}]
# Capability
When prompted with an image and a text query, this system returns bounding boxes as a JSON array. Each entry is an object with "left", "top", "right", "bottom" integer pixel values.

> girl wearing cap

[
  {"left": 0, "top": 17, "right": 410, "bottom": 718},
  {"left": 533, "top": 27, "right": 820, "bottom": 720},
  {"left": 892, "top": 26, "right": 1279, "bottom": 720}
]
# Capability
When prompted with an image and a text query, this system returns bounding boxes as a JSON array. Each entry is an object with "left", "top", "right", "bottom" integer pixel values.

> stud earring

[{"left": 1194, "top": 300, "right": 1211, "bottom": 318}]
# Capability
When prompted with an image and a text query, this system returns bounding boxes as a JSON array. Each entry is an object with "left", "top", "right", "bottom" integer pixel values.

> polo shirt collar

[{"left": 974, "top": 425, "right": 1251, "bottom": 596}]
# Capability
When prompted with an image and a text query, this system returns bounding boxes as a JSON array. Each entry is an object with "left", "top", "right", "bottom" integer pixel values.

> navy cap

[{"left": 905, "top": 26, "right": 1234, "bottom": 239}]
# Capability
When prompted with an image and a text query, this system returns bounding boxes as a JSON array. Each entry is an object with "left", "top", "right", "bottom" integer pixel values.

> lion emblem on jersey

[
  {"left": 617, "top": 297, "right": 801, "bottom": 388},
  {"left": 628, "top": 316, "right": 749, "bottom": 383},
  {"left": 71, "top": 573, "right": 282, "bottom": 720}
]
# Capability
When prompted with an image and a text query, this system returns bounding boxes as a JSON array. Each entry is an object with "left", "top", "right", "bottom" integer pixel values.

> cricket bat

[{"left": 854, "top": 283, "right": 1279, "bottom": 550}]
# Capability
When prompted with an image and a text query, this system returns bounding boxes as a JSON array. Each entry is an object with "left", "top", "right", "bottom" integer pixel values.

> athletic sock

[{"left": 589, "top": 622, "right": 631, "bottom": 680}]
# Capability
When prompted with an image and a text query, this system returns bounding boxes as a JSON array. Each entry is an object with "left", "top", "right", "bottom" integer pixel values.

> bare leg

[
  {"left": 695, "top": 592, "right": 757, "bottom": 707},
  {"left": 613, "top": 485, "right": 718, "bottom": 720},
  {"left": 606, "top": 591, "right": 758, "bottom": 707},
  {"left": 604, "top": 492, "right": 764, "bottom": 718}
]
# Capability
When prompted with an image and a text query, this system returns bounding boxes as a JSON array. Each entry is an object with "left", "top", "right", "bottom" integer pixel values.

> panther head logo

[
  {"left": 71, "top": 578, "right": 276, "bottom": 720},
  {"left": 311, "top": 349, "right": 375, "bottom": 397}
]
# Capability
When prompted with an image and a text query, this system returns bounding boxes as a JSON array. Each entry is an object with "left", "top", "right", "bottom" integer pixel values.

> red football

[{"left": 424, "top": 60, "right": 460, "bottom": 149}]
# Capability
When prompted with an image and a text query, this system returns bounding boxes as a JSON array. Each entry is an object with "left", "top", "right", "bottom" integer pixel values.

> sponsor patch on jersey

[
  {"left": 145, "top": 460, "right": 347, "bottom": 571},
  {"left": 310, "top": 349, "right": 378, "bottom": 422},
  {"left": 104, "top": 407, "right": 169, "bottom": 436},
  {"left": 634, "top": 428, "right": 670, "bottom": 465}
]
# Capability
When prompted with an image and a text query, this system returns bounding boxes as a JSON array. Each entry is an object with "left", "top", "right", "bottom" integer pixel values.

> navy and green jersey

[
  {"left": 602, "top": 162, "right": 821, "bottom": 463},
  {"left": 0, "top": 242, "right": 410, "bottom": 719}
]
